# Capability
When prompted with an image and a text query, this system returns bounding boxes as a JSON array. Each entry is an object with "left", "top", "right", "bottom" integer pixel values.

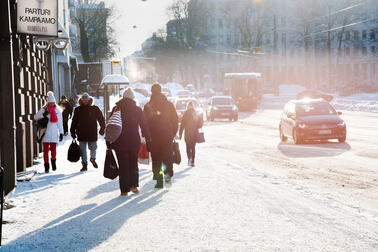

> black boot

[
  {"left": 44, "top": 163, "right": 49, "bottom": 173},
  {"left": 80, "top": 163, "right": 88, "bottom": 172},
  {"left": 51, "top": 159, "right": 57, "bottom": 171},
  {"left": 154, "top": 175, "right": 163, "bottom": 189}
]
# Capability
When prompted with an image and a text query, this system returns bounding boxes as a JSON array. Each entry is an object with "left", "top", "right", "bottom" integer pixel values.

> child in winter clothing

[{"left": 34, "top": 91, "right": 64, "bottom": 173}]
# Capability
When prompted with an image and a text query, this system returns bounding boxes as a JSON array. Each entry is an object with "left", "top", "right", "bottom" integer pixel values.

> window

[
  {"left": 370, "top": 30, "right": 376, "bottom": 40},
  {"left": 362, "top": 30, "right": 367, "bottom": 40},
  {"left": 218, "top": 19, "right": 223, "bottom": 29},
  {"left": 354, "top": 30, "right": 359, "bottom": 40},
  {"left": 345, "top": 47, "right": 350, "bottom": 56},
  {"left": 372, "top": 46, "right": 376, "bottom": 53},
  {"left": 281, "top": 17, "right": 286, "bottom": 26},
  {"left": 362, "top": 47, "right": 367, "bottom": 55},
  {"left": 282, "top": 33, "right": 286, "bottom": 46},
  {"left": 345, "top": 31, "right": 350, "bottom": 40}
]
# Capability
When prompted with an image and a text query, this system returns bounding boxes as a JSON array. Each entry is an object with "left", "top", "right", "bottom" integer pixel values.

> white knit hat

[
  {"left": 47, "top": 91, "right": 56, "bottom": 103},
  {"left": 123, "top": 88, "right": 135, "bottom": 100}
]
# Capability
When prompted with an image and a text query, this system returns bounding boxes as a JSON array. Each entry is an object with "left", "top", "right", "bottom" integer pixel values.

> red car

[{"left": 279, "top": 99, "right": 346, "bottom": 144}]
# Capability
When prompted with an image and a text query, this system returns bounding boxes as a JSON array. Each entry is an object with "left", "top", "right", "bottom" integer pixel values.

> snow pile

[{"left": 332, "top": 92, "right": 378, "bottom": 113}]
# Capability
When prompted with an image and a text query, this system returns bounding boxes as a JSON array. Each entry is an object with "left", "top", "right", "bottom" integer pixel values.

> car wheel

[
  {"left": 280, "top": 125, "right": 287, "bottom": 142},
  {"left": 338, "top": 137, "right": 346, "bottom": 143},
  {"left": 293, "top": 128, "right": 302, "bottom": 144}
]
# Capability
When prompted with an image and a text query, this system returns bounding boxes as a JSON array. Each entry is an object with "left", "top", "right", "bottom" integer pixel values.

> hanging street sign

[{"left": 17, "top": 0, "right": 58, "bottom": 37}]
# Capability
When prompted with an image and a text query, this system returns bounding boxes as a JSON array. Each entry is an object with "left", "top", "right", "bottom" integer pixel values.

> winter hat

[
  {"left": 81, "top": 92, "right": 90, "bottom": 101},
  {"left": 123, "top": 88, "right": 135, "bottom": 100},
  {"left": 47, "top": 91, "right": 56, "bottom": 103},
  {"left": 151, "top": 83, "right": 162, "bottom": 95}
]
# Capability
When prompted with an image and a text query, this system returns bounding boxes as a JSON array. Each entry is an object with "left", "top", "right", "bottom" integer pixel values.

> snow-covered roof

[
  {"left": 224, "top": 73, "right": 262, "bottom": 79},
  {"left": 101, "top": 74, "right": 130, "bottom": 86}
]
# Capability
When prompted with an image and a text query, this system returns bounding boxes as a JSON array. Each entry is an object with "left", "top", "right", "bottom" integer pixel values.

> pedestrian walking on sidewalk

[
  {"left": 108, "top": 88, "right": 151, "bottom": 196},
  {"left": 58, "top": 95, "right": 73, "bottom": 136},
  {"left": 179, "top": 101, "right": 203, "bottom": 167},
  {"left": 34, "top": 91, "right": 64, "bottom": 173},
  {"left": 70, "top": 93, "right": 105, "bottom": 172},
  {"left": 144, "top": 84, "right": 178, "bottom": 188}
]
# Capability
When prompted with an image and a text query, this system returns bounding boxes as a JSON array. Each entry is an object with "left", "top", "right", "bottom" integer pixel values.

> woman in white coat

[{"left": 35, "top": 91, "right": 64, "bottom": 173}]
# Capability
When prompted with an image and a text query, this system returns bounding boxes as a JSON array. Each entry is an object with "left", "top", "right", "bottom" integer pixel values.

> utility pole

[{"left": 0, "top": 0, "right": 17, "bottom": 195}]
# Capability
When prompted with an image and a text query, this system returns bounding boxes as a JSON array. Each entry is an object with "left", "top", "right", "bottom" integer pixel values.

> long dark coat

[
  {"left": 143, "top": 93, "right": 178, "bottom": 145},
  {"left": 179, "top": 108, "right": 203, "bottom": 144},
  {"left": 70, "top": 97, "right": 105, "bottom": 142},
  {"left": 110, "top": 98, "right": 151, "bottom": 151}
]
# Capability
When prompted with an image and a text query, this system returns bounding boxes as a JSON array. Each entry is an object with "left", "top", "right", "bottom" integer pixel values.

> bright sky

[{"left": 103, "top": 0, "right": 173, "bottom": 58}]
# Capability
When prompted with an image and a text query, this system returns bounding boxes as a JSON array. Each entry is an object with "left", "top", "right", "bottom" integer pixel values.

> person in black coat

[
  {"left": 109, "top": 88, "right": 151, "bottom": 196},
  {"left": 179, "top": 101, "right": 203, "bottom": 167},
  {"left": 70, "top": 93, "right": 105, "bottom": 172},
  {"left": 144, "top": 84, "right": 178, "bottom": 188},
  {"left": 58, "top": 95, "right": 73, "bottom": 135}
]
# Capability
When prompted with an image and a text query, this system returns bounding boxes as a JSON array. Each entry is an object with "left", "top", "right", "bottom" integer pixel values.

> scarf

[{"left": 48, "top": 105, "right": 58, "bottom": 123}]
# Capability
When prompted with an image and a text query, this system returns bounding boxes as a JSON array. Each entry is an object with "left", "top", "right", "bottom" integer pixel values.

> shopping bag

[
  {"left": 138, "top": 142, "right": 150, "bottom": 165},
  {"left": 172, "top": 140, "right": 181, "bottom": 165},
  {"left": 196, "top": 129, "right": 205, "bottom": 143},
  {"left": 105, "top": 110, "right": 122, "bottom": 144},
  {"left": 103, "top": 149, "right": 119, "bottom": 180},
  {"left": 67, "top": 140, "right": 81, "bottom": 162}
]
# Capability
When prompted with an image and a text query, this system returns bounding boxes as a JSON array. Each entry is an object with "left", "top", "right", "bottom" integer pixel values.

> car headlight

[
  {"left": 298, "top": 123, "right": 306, "bottom": 129},
  {"left": 337, "top": 121, "right": 345, "bottom": 127},
  {"left": 213, "top": 107, "right": 219, "bottom": 110},
  {"left": 232, "top": 105, "right": 238, "bottom": 111}
]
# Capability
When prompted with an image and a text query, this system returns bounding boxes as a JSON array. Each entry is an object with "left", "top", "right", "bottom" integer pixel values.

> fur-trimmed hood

[{"left": 78, "top": 97, "right": 94, "bottom": 106}]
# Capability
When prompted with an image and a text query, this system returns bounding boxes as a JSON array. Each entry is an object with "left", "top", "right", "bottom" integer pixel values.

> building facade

[{"left": 164, "top": 0, "right": 377, "bottom": 92}]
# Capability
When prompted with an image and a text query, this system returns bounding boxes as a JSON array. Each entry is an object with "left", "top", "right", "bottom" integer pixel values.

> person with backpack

[
  {"left": 70, "top": 92, "right": 105, "bottom": 172},
  {"left": 34, "top": 91, "right": 64, "bottom": 173},
  {"left": 144, "top": 84, "right": 178, "bottom": 188},
  {"left": 58, "top": 95, "right": 73, "bottom": 136},
  {"left": 108, "top": 88, "right": 151, "bottom": 196},
  {"left": 179, "top": 101, "right": 203, "bottom": 167}
]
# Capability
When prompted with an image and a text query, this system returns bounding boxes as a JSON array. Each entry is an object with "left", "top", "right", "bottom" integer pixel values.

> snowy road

[{"left": 2, "top": 96, "right": 378, "bottom": 251}]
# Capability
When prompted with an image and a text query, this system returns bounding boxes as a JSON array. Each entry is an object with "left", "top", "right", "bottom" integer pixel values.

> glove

[
  {"left": 71, "top": 132, "right": 76, "bottom": 139},
  {"left": 106, "top": 141, "right": 112, "bottom": 149},
  {"left": 146, "top": 141, "right": 152, "bottom": 152},
  {"left": 43, "top": 110, "right": 49, "bottom": 117},
  {"left": 59, "top": 134, "right": 63, "bottom": 142},
  {"left": 99, "top": 128, "right": 105, "bottom": 136}
]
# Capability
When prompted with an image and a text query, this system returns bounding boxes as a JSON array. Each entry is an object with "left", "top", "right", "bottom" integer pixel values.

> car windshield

[
  {"left": 296, "top": 102, "right": 337, "bottom": 116},
  {"left": 176, "top": 100, "right": 198, "bottom": 110},
  {"left": 212, "top": 98, "right": 233, "bottom": 105}
]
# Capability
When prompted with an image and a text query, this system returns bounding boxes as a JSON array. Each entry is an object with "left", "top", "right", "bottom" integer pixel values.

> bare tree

[{"left": 74, "top": 0, "right": 117, "bottom": 62}]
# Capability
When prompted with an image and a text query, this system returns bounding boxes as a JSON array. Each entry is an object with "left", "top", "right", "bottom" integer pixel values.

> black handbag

[
  {"left": 103, "top": 149, "right": 119, "bottom": 180},
  {"left": 67, "top": 140, "right": 81, "bottom": 162},
  {"left": 172, "top": 140, "right": 181, "bottom": 165},
  {"left": 196, "top": 129, "right": 205, "bottom": 143}
]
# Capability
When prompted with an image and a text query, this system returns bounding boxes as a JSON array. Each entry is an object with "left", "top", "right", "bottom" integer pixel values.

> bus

[{"left": 224, "top": 72, "right": 262, "bottom": 111}]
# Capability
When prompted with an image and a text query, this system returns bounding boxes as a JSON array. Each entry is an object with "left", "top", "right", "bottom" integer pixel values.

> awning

[{"left": 101, "top": 74, "right": 130, "bottom": 87}]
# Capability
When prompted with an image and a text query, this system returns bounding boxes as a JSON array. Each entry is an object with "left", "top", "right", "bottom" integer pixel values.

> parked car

[
  {"left": 177, "top": 90, "right": 192, "bottom": 98},
  {"left": 279, "top": 99, "right": 346, "bottom": 144},
  {"left": 206, "top": 96, "right": 238, "bottom": 121},
  {"left": 297, "top": 90, "right": 333, "bottom": 102},
  {"left": 162, "top": 87, "right": 172, "bottom": 97},
  {"left": 133, "top": 88, "right": 150, "bottom": 97},
  {"left": 174, "top": 97, "right": 203, "bottom": 122}
]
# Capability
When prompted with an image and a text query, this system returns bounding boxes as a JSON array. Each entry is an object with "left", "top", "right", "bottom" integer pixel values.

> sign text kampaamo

[{"left": 17, "top": 0, "right": 58, "bottom": 37}]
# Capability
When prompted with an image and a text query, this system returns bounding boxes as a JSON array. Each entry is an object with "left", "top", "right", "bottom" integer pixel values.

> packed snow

[{"left": 2, "top": 88, "right": 378, "bottom": 251}]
